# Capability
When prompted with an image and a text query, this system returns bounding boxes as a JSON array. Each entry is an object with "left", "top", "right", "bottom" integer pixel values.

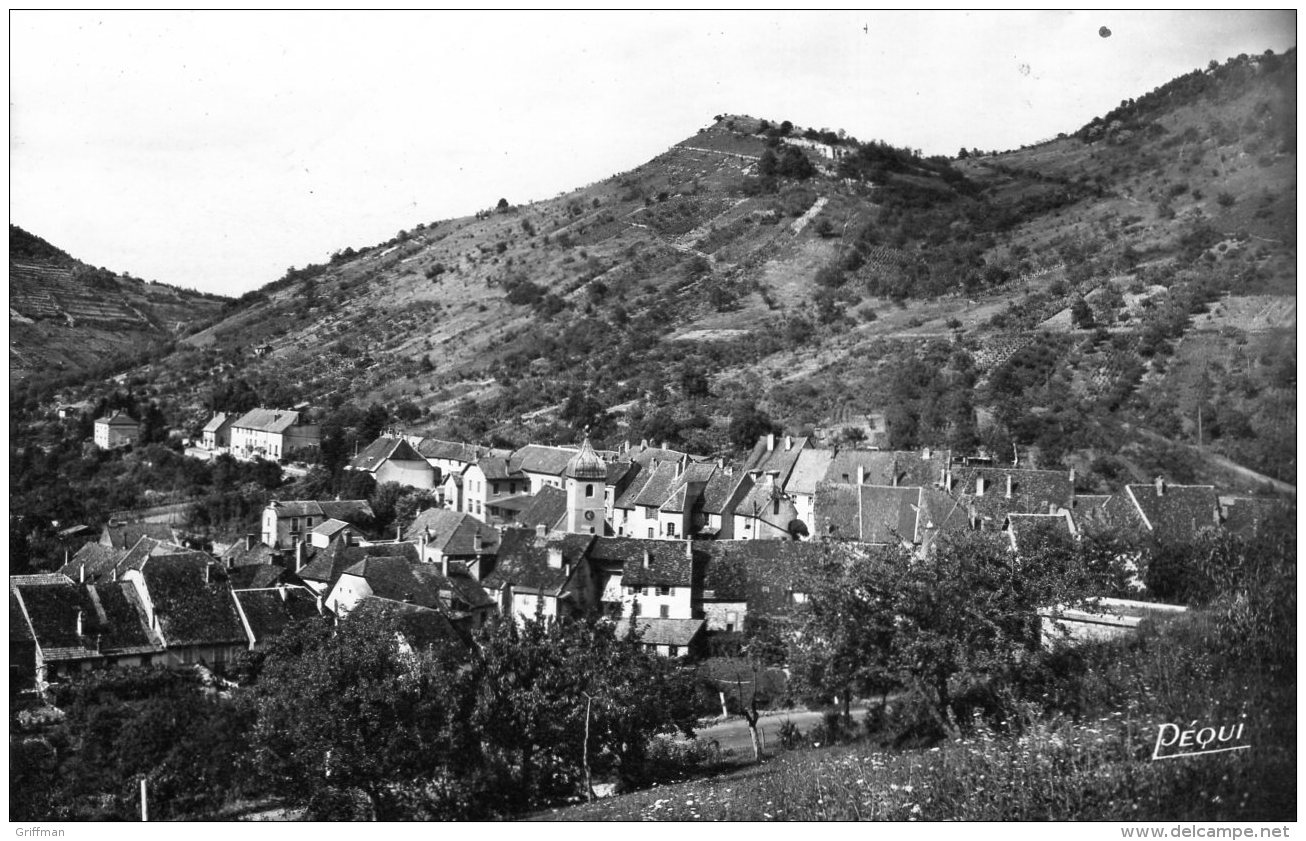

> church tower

[{"left": 564, "top": 436, "right": 608, "bottom": 534}]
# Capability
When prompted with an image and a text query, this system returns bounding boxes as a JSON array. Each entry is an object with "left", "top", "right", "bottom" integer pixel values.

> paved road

[{"left": 681, "top": 705, "right": 869, "bottom": 756}]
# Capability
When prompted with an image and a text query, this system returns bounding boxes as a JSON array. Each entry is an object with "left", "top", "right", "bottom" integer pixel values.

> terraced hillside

[
  {"left": 9, "top": 226, "right": 228, "bottom": 382},
  {"left": 29, "top": 50, "right": 1297, "bottom": 490}
]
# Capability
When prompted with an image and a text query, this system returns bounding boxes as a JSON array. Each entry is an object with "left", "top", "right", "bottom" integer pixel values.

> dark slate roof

[
  {"left": 411, "top": 563, "right": 495, "bottom": 612},
  {"left": 1220, "top": 497, "right": 1293, "bottom": 539},
  {"left": 117, "top": 536, "right": 190, "bottom": 574},
  {"left": 1006, "top": 513, "right": 1077, "bottom": 555},
  {"left": 297, "top": 541, "right": 418, "bottom": 589},
  {"left": 415, "top": 438, "right": 483, "bottom": 464},
  {"left": 340, "top": 556, "right": 445, "bottom": 608},
  {"left": 735, "top": 474, "right": 790, "bottom": 524},
  {"left": 512, "top": 486, "right": 568, "bottom": 532},
  {"left": 477, "top": 455, "right": 526, "bottom": 481},
  {"left": 139, "top": 554, "right": 246, "bottom": 646},
  {"left": 697, "top": 540, "right": 878, "bottom": 616},
  {"left": 858, "top": 485, "right": 923, "bottom": 545},
  {"left": 822, "top": 448, "right": 951, "bottom": 488},
  {"left": 268, "top": 499, "right": 374, "bottom": 524},
  {"left": 512, "top": 444, "right": 582, "bottom": 477},
  {"left": 483, "top": 529, "right": 592, "bottom": 596},
  {"left": 60, "top": 543, "right": 128, "bottom": 582},
  {"left": 231, "top": 586, "right": 321, "bottom": 645},
  {"left": 617, "top": 617, "right": 705, "bottom": 648},
  {"left": 1125, "top": 484, "right": 1220, "bottom": 543},
  {"left": 348, "top": 596, "right": 466, "bottom": 651},
  {"left": 1073, "top": 495, "right": 1112, "bottom": 513},
  {"left": 404, "top": 508, "right": 499, "bottom": 555},
  {"left": 659, "top": 462, "right": 718, "bottom": 513},
  {"left": 13, "top": 580, "right": 163, "bottom": 661},
  {"left": 742, "top": 436, "right": 809, "bottom": 485},
  {"left": 614, "top": 462, "right": 660, "bottom": 509},
  {"left": 590, "top": 536, "right": 695, "bottom": 588},
  {"left": 311, "top": 518, "right": 352, "bottom": 537},
  {"left": 231, "top": 407, "right": 305, "bottom": 434},
  {"left": 218, "top": 540, "right": 278, "bottom": 568},
  {"left": 228, "top": 564, "right": 292, "bottom": 589},
  {"left": 606, "top": 460, "right": 637, "bottom": 487},
  {"left": 349, "top": 436, "right": 427, "bottom": 472},
  {"left": 948, "top": 466, "right": 1076, "bottom": 525},
  {"left": 101, "top": 523, "right": 177, "bottom": 550}
]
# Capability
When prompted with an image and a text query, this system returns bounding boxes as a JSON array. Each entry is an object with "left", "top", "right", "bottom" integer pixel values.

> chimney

[
  {"left": 676, "top": 456, "right": 685, "bottom": 478},
  {"left": 922, "top": 446, "right": 931, "bottom": 460},
  {"left": 277, "top": 584, "right": 287, "bottom": 602},
  {"left": 442, "top": 553, "right": 449, "bottom": 578},
  {"left": 662, "top": 441, "right": 669, "bottom": 451},
  {"left": 548, "top": 546, "right": 563, "bottom": 569},
  {"left": 204, "top": 563, "right": 211, "bottom": 584},
  {"left": 295, "top": 540, "right": 305, "bottom": 573},
  {"left": 766, "top": 433, "right": 775, "bottom": 452},
  {"left": 785, "top": 435, "right": 793, "bottom": 451},
  {"left": 563, "top": 560, "right": 571, "bottom": 578},
  {"left": 1068, "top": 466, "right": 1076, "bottom": 486},
  {"left": 1155, "top": 476, "right": 1165, "bottom": 497},
  {"left": 76, "top": 609, "right": 84, "bottom": 637},
  {"left": 246, "top": 534, "right": 255, "bottom": 552},
  {"left": 1005, "top": 474, "right": 1013, "bottom": 499},
  {"left": 79, "top": 563, "right": 86, "bottom": 584},
  {"left": 856, "top": 465, "right": 865, "bottom": 485},
  {"left": 420, "top": 529, "right": 429, "bottom": 560},
  {"left": 717, "top": 457, "right": 724, "bottom": 469},
  {"left": 685, "top": 538, "right": 693, "bottom": 559},
  {"left": 976, "top": 475, "right": 986, "bottom": 496},
  {"left": 642, "top": 549, "right": 652, "bottom": 570},
  {"left": 946, "top": 470, "right": 954, "bottom": 492},
  {"left": 535, "top": 523, "right": 548, "bottom": 538},
  {"left": 640, "top": 439, "right": 648, "bottom": 451}
]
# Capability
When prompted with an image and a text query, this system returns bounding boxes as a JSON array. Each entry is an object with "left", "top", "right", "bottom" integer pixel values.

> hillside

[
  {"left": 8, "top": 226, "right": 229, "bottom": 384},
  {"left": 28, "top": 49, "right": 1297, "bottom": 489}
]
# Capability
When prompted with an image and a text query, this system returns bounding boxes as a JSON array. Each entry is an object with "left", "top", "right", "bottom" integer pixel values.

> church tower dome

[{"left": 565, "top": 436, "right": 607, "bottom": 480}]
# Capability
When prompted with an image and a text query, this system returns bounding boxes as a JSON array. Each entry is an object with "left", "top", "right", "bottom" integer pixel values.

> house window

[
  {"left": 773, "top": 499, "right": 780, "bottom": 516},
  {"left": 659, "top": 605, "right": 670, "bottom": 618},
  {"left": 657, "top": 586, "right": 671, "bottom": 597},
  {"left": 640, "top": 587, "right": 648, "bottom": 597},
  {"left": 627, "top": 586, "right": 637, "bottom": 596},
  {"left": 291, "top": 517, "right": 300, "bottom": 532},
  {"left": 668, "top": 645, "right": 679, "bottom": 657},
  {"left": 493, "top": 482, "right": 500, "bottom": 495},
  {"left": 585, "top": 483, "right": 594, "bottom": 498},
  {"left": 648, "top": 527, "right": 654, "bottom": 538},
  {"left": 305, "top": 517, "right": 313, "bottom": 529},
  {"left": 666, "top": 522, "right": 677, "bottom": 537}
]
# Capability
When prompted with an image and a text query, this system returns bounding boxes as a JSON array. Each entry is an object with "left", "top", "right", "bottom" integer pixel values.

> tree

[
  {"left": 679, "top": 365, "right": 710, "bottom": 398},
  {"left": 757, "top": 149, "right": 778, "bottom": 177},
  {"left": 496, "top": 198, "right": 510, "bottom": 211},
  {"left": 1070, "top": 297, "right": 1095, "bottom": 329},
  {"left": 727, "top": 401, "right": 779, "bottom": 451},
  {"left": 251, "top": 613, "right": 460, "bottom": 819}
]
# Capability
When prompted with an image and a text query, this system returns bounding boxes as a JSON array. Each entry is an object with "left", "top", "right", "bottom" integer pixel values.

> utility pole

[{"left": 140, "top": 777, "right": 148, "bottom": 822}]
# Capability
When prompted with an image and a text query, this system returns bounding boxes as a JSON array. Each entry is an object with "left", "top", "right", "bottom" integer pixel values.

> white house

[{"left": 229, "top": 407, "right": 320, "bottom": 461}]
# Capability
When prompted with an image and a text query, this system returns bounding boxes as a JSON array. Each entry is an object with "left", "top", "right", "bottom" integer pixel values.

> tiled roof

[
  {"left": 483, "top": 529, "right": 592, "bottom": 595},
  {"left": 297, "top": 541, "right": 420, "bottom": 589},
  {"left": 231, "top": 586, "right": 320, "bottom": 646},
  {"left": 13, "top": 579, "right": 163, "bottom": 661},
  {"left": 10, "top": 573, "right": 75, "bottom": 592},
  {"left": 11, "top": 591, "right": 34, "bottom": 643},
  {"left": 231, "top": 407, "right": 305, "bottom": 435},
  {"left": 618, "top": 617, "right": 704, "bottom": 648},
  {"left": 512, "top": 486, "right": 568, "bottom": 532},
  {"left": 411, "top": 563, "right": 495, "bottom": 612},
  {"left": 590, "top": 536, "right": 694, "bottom": 588},
  {"left": 512, "top": 444, "right": 582, "bottom": 477},
  {"left": 1124, "top": 484, "right": 1220, "bottom": 544},
  {"left": 139, "top": 554, "right": 246, "bottom": 646},
  {"left": 217, "top": 539, "right": 277, "bottom": 568},
  {"left": 614, "top": 463, "right": 658, "bottom": 509},
  {"left": 629, "top": 444, "right": 690, "bottom": 467},
  {"left": 814, "top": 481, "right": 859, "bottom": 540},
  {"left": 228, "top": 564, "right": 291, "bottom": 589},
  {"left": 701, "top": 467, "right": 748, "bottom": 516},
  {"left": 947, "top": 466, "right": 1076, "bottom": 525},
  {"left": 822, "top": 448, "right": 950, "bottom": 488},
  {"left": 201, "top": 412, "right": 233, "bottom": 433},
  {"left": 349, "top": 436, "right": 427, "bottom": 472},
  {"left": 1220, "top": 497, "right": 1292, "bottom": 540},
  {"left": 311, "top": 518, "right": 352, "bottom": 537},
  {"left": 606, "top": 460, "right": 637, "bottom": 488},
  {"left": 659, "top": 463, "right": 718, "bottom": 514},
  {"left": 117, "top": 536, "right": 190, "bottom": 574},
  {"left": 101, "top": 523, "right": 177, "bottom": 550},
  {"left": 632, "top": 461, "right": 681, "bottom": 508},
  {"left": 347, "top": 596, "right": 465, "bottom": 651},
  {"left": 404, "top": 508, "right": 499, "bottom": 555},
  {"left": 787, "top": 449, "right": 835, "bottom": 496},
  {"left": 477, "top": 455, "right": 525, "bottom": 481},
  {"left": 340, "top": 556, "right": 446, "bottom": 608},
  {"left": 741, "top": 436, "right": 809, "bottom": 485},
  {"left": 95, "top": 411, "right": 139, "bottom": 427},
  {"left": 59, "top": 543, "right": 128, "bottom": 582},
  {"left": 268, "top": 499, "right": 374, "bottom": 525},
  {"left": 858, "top": 485, "right": 923, "bottom": 545},
  {"left": 415, "top": 438, "right": 483, "bottom": 464},
  {"left": 698, "top": 540, "right": 879, "bottom": 616}
]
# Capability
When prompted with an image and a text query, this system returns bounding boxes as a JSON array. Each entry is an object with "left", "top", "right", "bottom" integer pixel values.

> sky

[{"left": 9, "top": 10, "right": 1297, "bottom": 298}]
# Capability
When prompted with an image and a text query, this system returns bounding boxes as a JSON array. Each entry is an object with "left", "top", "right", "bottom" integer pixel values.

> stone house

[
  {"left": 93, "top": 411, "right": 139, "bottom": 449},
  {"left": 229, "top": 407, "right": 320, "bottom": 461},
  {"left": 201, "top": 412, "right": 237, "bottom": 450},
  {"left": 481, "top": 530, "right": 597, "bottom": 625},
  {"left": 261, "top": 499, "right": 374, "bottom": 550},
  {"left": 348, "top": 435, "right": 436, "bottom": 490}
]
